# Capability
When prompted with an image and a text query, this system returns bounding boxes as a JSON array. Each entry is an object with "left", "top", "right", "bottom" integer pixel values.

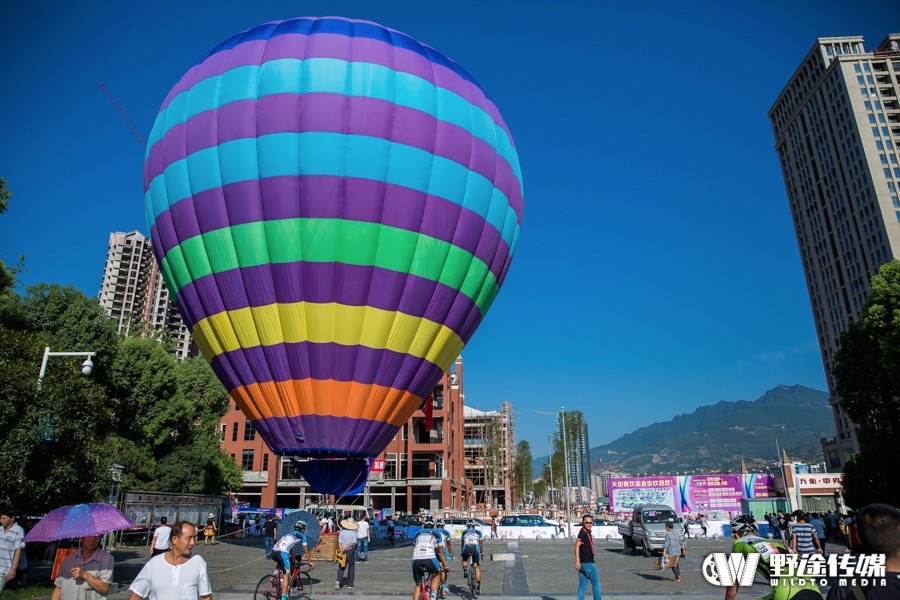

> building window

[
  {"left": 242, "top": 449, "right": 254, "bottom": 471},
  {"left": 262, "top": 454, "right": 269, "bottom": 471},
  {"left": 220, "top": 424, "right": 226, "bottom": 442},
  {"left": 244, "top": 419, "right": 256, "bottom": 441},
  {"left": 232, "top": 422, "right": 239, "bottom": 442}
]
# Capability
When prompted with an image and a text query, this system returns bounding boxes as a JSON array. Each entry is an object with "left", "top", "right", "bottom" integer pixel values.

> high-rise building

[
  {"left": 99, "top": 231, "right": 192, "bottom": 360},
  {"left": 555, "top": 410, "right": 590, "bottom": 491},
  {"left": 768, "top": 34, "right": 900, "bottom": 472}
]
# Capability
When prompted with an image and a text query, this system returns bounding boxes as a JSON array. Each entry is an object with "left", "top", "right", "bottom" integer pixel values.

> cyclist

[
  {"left": 411, "top": 517, "right": 446, "bottom": 600},
  {"left": 386, "top": 516, "right": 396, "bottom": 547},
  {"left": 272, "top": 523, "right": 314, "bottom": 600},
  {"left": 460, "top": 519, "right": 484, "bottom": 595},
  {"left": 724, "top": 514, "right": 822, "bottom": 600},
  {"left": 435, "top": 520, "right": 453, "bottom": 597}
]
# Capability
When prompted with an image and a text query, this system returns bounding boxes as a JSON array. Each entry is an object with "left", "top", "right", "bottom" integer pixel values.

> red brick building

[{"left": 219, "top": 357, "right": 471, "bottom": 512}]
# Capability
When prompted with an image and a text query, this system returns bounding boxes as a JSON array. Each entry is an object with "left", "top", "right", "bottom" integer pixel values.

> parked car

[
  {"left": 442, "top": 518, "right": 488, "bottom": 539},
  {"left": 499, "top": 514, "right": 562, "bottom": 539}
]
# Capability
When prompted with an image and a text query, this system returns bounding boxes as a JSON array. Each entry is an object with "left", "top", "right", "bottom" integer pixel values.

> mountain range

[{"left": 532, "top": 384, "right": 834, "bottom": 476}]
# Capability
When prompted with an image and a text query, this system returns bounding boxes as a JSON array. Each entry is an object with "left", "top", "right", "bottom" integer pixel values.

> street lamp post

[
  {"left": 547, "top": 434, "right": 555, "bottom": 512},
  {"left": 105, "top": 463, "right": 125, "bottom": 550}
]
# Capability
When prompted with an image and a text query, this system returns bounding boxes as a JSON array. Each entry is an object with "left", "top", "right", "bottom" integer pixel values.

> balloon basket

[{"left": 309, "top": 533, "right": 339, "bottom": 562}]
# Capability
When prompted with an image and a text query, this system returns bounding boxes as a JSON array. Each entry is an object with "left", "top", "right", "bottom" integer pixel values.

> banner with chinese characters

[
  {"left": 607, "top": 476, "right": 677, "bottom": 513},
  {"left": 743, "top": 473, "right": 778, "bottom": 498},
  {"left": 678, "top": 474, "right": 744, "bottom": 513}
]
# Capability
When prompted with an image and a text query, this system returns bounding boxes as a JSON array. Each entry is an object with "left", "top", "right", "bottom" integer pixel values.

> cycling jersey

[
  {"left": 274, "top": 532, "right": 307, "bottom": 554},
  {"left": 412, "top": 530, "right": 441, "bottom": 560},
  {"left": 435, "top": 528, "right": 452, "bottom": 550},
  {"left": 461, "top": 527, "right": 482, "bottom": 549},
  {"left": 731, "top": 535, "right": 821, "bottom": 600}
]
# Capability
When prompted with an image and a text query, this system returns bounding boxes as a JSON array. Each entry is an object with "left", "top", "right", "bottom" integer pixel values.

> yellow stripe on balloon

[{"left": 192, "top": 302, "right": 464, "bottom": 368}]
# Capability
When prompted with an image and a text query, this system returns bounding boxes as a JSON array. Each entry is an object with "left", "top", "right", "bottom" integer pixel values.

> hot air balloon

[{"left": 143, "top": 17, "right": 523, "bottom": 495}]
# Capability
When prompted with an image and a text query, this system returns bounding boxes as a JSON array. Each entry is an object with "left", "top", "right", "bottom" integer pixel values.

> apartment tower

[
  {"left": 99, "top": 231, "right": 192, "bottom": 360},
  {"left": 768, "top": 34, "right": 900, "bottom": 471}
]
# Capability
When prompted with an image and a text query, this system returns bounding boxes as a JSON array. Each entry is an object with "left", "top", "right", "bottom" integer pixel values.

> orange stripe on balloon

[{"left": 231, "top": 379, "right": 424, "bottom": 427}]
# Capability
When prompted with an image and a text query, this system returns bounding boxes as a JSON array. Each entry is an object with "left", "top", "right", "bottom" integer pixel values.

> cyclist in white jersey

[
  {"left": 411, "top": 517, "right": 446, "bottom": 600},
  {"left": 272, "top": 523, "right": 313, "bottom": 600},
  {"left": 460, "top": 520, "right": 484, "bottom": 594}
]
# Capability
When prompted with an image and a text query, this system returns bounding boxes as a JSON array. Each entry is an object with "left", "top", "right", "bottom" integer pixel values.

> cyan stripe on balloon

[
  {"left": 146, "top": 132, "right": 520, "bottom": 250},
  {"left": 146, "top": 57, "right": 522, "bottom": 184}
]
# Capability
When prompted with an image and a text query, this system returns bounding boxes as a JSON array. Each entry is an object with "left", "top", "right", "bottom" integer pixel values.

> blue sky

[{"left": 2, "top": 1, "right": 897, "bottom": 452}]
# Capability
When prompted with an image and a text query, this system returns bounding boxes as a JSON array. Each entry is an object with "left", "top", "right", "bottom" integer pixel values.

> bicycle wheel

[
  {"left": 255, "top": 574, "right": 281, "bottom": 600},
  {"left": 468, "top": 566, "right": 478, "bottom": 600}
]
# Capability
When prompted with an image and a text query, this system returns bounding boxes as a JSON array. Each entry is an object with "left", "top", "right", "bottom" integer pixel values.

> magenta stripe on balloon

[
  {"left": 253, "top": 413, "right": 399, "bottom": 457},
  {"left": 210, "top": 342, "right": 445, "bottom": 401},
  {"left": 170, "top": 262, "right": 485, "bottom": 343},
  {"left": 145, "top": 92, "right": 523, "bottom": 222},
  {"left": 159, "top": 32, "right": 511, "bottom": 145},
  {"left": 149, "top": 175, "right": 511, "bottom": 282}
]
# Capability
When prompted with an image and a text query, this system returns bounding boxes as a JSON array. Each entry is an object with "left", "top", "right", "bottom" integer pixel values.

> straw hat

[{"left": 340, "top": 518, "right": 359, "bottom": 531}]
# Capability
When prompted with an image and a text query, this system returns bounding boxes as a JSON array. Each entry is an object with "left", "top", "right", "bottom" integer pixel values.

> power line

[{"left": 99, "top": 82, "right": 147, "bottom": 148}]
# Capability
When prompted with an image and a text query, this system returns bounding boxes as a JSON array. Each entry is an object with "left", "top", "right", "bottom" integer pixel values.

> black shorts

[
  {"left": 412, "top": 558, "right": 440, "bottom": 583},
  {"left": 461, "top": 546, "right": 481, "bottom": 564}
]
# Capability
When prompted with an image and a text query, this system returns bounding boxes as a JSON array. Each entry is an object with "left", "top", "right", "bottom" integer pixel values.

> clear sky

[{"left": 2, "top": 0, "right": 897, "bottom": 453}]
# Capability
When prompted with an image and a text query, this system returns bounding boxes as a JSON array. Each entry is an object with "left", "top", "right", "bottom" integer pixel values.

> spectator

[
  {"left": 150, "top": 517, "right": 171, "bottom": 557},
  {"left": 809, "top": 513, "right": 827, "bottom": 549},
  {"left": 385, "top": 515, "right": 395, "bottom": 547},
  {"left": 0, "top": 508, "right": 25, "bottom": 593},
  {"left": 574, "top": 514, "right": 601, "bottom": 600},
  {"left": 661, "top": 522, "right": 685, "bottom": 582},
  {"left": 335, "top": 518, "right": 357, "bottom": 590},
  {"left": 791, "top": 511, "right": 822, "bottom": 554},
  {"left": 203, "top": 513, "right": 218, "bottom": 545},
  {"left": 490, "top": 517, "right": 498, "bottom": 540},
  {"left": 698, "top": 515, "right": 708, "bottom": 538},
  {"left": 826, "top": 503, "right": 900, "bottom": 599},
  {"left": 262, "top": 514, "right": 278, "bottom": 559},
  {"left": 777, "top": 511, "right": 790, "bottom": 542},
  {"left": 356, "top": 515, "right": 370, "bottom": 563},
  {"left": 129, "top": 521, "right": 212, "bottom": 600},
  {"left": 51, "top": 535, "right": 114, "bottom": 600}
]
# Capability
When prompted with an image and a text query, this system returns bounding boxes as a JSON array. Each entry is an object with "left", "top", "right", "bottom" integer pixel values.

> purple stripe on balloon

[
  {"left": 160, "top": 31, "right": 512, "bottom": 147},
  {"left": 209, "top": 342, "right": 446, "bottom": 400},
  {"left": 172, "top": 263, "right": 483, "bottom": 341},
  {"left": 150, "top": 175, "right": 511, "bottom": 282},
  {"left": 145, "top": 94, "right": 523, "bottom": 224},
  {"left": 253, "top": 413, "right": 399, "bottom": 457}
]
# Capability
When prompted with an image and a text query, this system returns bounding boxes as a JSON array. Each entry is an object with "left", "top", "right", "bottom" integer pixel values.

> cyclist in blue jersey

[
  {"left": 411, "top": 517, "right": 446, "bottom": 600},
  {"left": 272, "top": 523, "right": 313, "bottom": 600},
  {"left": 460, "top": 519, "right": 484, "bottom": 594},
  {"left": 434, "top": 521, "right": 453, "bottom": 597}
]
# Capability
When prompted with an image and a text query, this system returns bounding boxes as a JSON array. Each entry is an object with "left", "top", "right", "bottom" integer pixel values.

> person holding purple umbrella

[{"left": 51, "top": 535, "right": 114, "bottom": 600}]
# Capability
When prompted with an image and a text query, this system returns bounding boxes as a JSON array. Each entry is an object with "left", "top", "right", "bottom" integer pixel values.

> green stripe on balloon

[{"left": 160, "top": 218, "right": 501, "bottom": 316}]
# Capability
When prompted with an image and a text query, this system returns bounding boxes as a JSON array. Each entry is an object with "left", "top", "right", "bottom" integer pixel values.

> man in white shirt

[
  {"left": 149, "top": 517, "right": 171, "bottom": 557},
  {"left": 355, "top": 516, "right": 370, "bottom": 563},
  {"left": 129, "top": 521, "right": 212, "bottom": 600},
  {"left": 51, "top": 535, "right": 114, "bottom": 600},
  {"left": 0, "top": 509, "right": 25, "bottom": 593}
]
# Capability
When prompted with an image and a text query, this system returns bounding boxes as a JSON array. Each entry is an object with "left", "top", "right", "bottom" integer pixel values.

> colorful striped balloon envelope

[{"left": 143, "top": 17, "right": 523, "bottom": 495}]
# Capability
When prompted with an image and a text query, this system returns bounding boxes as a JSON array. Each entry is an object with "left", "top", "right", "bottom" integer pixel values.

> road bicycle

[
  {"left": 416, "top": 564, "right": 450, "bottom": 600},
  {"left": 466, "top": 562, "right": 478, "bottom": 600},
  {"left": 254, "top": 561, "right": 312, "bottom": 600}
]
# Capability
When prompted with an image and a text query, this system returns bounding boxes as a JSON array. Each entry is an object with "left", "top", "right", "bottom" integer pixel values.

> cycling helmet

[
  {"left": 466, "top": 519, "right": 476, "bottom": 527},
  {"left": 436, "top": 520, "right": 445, "bottom": 527},
  {"left": 423, "top": 517, "right": 435, "bottom": 528},
  {"left": 730, "top": 514, "right": 757, "bottom": 535},
  {"left": 293, "top": 521, "right": 307, "bottom": 534}
]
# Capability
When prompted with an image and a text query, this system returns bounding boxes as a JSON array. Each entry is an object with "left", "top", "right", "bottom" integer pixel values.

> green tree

[
  {"left": 514, "top": 440, "right": 533, "bottom": 505},
  {"left": 0, "top": 177, "right": 11, "bottom": 215},
  {"left": 833, "top": 260, "right": 900, "bottom": 508}
]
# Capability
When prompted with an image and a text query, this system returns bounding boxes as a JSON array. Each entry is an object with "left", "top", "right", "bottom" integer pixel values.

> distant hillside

[{"left": 533, "top": 385, "right": 833, "bottom": 475}]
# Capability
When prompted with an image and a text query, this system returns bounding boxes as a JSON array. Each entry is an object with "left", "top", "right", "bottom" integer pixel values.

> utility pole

[{"left": 561, "top": 406, "right": 572, "bottom": 538}]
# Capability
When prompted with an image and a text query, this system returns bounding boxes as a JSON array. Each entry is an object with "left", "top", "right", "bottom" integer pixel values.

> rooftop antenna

[{"left": 99, "top": 82, "right": 147, "bottom": 148}]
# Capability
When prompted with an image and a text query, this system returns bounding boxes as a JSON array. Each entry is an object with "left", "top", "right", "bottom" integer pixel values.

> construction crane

[{"left": 99, "top": 82, "right": 147, "bottom": 148}]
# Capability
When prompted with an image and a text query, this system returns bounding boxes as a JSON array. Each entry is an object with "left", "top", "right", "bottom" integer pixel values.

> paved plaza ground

[{"left": 25, "top": 533, "right": 846, "bottom": 598}]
